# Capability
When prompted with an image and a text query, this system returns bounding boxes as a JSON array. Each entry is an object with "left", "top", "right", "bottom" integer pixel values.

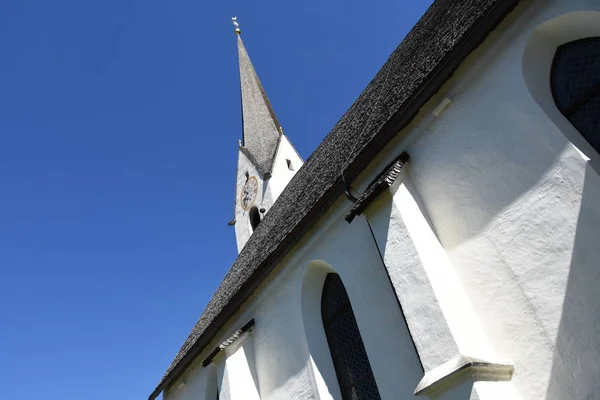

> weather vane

[{"left": 231, "top": 17, "right": 241, "bottom": 35}]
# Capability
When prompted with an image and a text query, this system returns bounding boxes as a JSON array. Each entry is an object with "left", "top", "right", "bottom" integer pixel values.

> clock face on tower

[{"left": 240, "top": 175, "right": 259, "bottom": 211}]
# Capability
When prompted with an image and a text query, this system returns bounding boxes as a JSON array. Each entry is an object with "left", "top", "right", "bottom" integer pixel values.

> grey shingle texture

[
  {"left": 238, "top": 35, "right": 282, "bottom": 175},
  {"left": 150, "top": 1, "right": 521, "bottom": 398}
]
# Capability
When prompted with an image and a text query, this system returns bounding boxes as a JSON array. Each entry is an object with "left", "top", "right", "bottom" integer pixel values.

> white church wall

[
  {"left": 365, "top": 184, "right": 520, "bottom": 400},
  {"left": 432, "top": 380, "right": 477, "bottom": 400},
  {"left": 204, "top": 364, "right": 219, "bottom": 400},
  {"left": 300, "top": 261, "right": 341, "bottom": 400},
  {"left": 365, "top": 191, "right": 459, "bottom": 374},
  {"left": 248, "top": 204, "right": 424, "bottom": 399},
  {"left": 165, "top": 196, "right": 426, "bottom": 400},
  {"left": 266, "top": 134, "right": 303, "bottom": 202},
  {"left": 235, "top": 136, "right": 303, "bottom": 253},
  {"left": 296, "top": 207, "right": 425, "bottom": 399},
  {"left": 166, "top": 221, "right": 321, "bottom": 400},
  {"left": 163, "top": 356, "right": 216, "bottom": 400},
  {"left": 349, "top": 0, "right": 600, "bottom": 398},
  {"left": 241, "top": 261, "right": 315, "bottom": 400},
  {"left": 234, "top": 149, "right": 265, "bottom": 252},
  {"left": 220, "top": 340, "right": 261, "bottom": 400}
]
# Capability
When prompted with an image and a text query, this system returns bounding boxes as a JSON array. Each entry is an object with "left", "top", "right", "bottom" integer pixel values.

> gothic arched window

[
  {"left": 249, "top": 206, "right": 261, "bottom": 231},
  {"left": 551, "top": 37, "right": 600, "bottom": 153},
  {"left": 321, "top": 273, "right": 381, "bottom": 400}
]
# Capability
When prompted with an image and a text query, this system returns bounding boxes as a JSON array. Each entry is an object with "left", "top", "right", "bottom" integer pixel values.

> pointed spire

[{"left": 234, "top": 19, "right": 282, "bottom": 175}]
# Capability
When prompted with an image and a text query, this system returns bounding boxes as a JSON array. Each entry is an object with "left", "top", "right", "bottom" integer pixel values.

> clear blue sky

[{"left": 0, "top": 1, "right": 432, "bottom": 399}]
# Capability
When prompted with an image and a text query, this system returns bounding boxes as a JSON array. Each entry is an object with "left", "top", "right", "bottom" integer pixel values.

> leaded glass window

[
  {"left": 321, "top": 273, "right": 381, "bottom": 400},
  {"left": 551, "top": 37, "right": 600, "bottom": 153}
]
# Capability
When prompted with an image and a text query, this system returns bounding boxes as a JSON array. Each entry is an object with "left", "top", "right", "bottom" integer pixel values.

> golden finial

[{"left": 231, "top": 17, "right": 241, "bottom": 35}]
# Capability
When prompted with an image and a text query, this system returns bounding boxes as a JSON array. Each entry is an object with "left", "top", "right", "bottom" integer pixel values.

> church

[{"left": 149, "top": 1, "right": 600, "bottom": 399}]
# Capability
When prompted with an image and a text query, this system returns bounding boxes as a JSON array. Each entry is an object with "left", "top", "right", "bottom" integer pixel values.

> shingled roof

[
  {"left": 150, "top": 1, "right": 521, "bottom": 398},
  {"left": 237, "top": 34, "right": 282, "bottom": 175}
]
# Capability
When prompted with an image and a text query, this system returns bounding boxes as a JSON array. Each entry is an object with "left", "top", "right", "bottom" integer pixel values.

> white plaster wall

[
  {"left": 166, "top": 197, "right": 423, "bottom": 400},
  {"left": 221, "top": 342, "right": 261, "bottom": 400},
  {"left": 294, "top": 209, "right": 424, "bottom": 400},
  {"left": 301, "top": 261, "right": 342, "bottom": 400},
  {"left": 164, "top": 356, "right": 221, "bottom": 400},
  {"left": 363, "top": 1, "right": 600, "bottom": 398},
  {"left": 367, "top": 184, "right": 521, "bottom": 400},
  {"left": 266, "top": 134, "right": 304, "bottom": 202},
  {"left": 365, "top": 192, "right": 459, "bottom": 373},
  {"left": 234, "top": 149, "right": 266, "bottom": 252},
  {"left": 235, "top": 135, "right": 302, "bottom": 252},
  {"left": 204, "top": 364, "right": 219, "bottom": 400}
]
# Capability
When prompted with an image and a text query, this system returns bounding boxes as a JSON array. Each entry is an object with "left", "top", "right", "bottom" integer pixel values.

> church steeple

[
  {"left": 230, "top": 18, "right": 303, "bottom": 253},
  {"left": 235, "top": 21, "right": 282, "bottom": 175}
]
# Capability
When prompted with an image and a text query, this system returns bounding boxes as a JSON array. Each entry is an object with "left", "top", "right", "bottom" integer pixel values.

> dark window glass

[
  {"left": 321, "top": 273, "right": 381, "bottom": 400},
  {"left": 249, "top": 206, "right": 261, "bottom": 231},
  {"left": 551, "top": 37, "right": 600, "bottom": 153}
]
